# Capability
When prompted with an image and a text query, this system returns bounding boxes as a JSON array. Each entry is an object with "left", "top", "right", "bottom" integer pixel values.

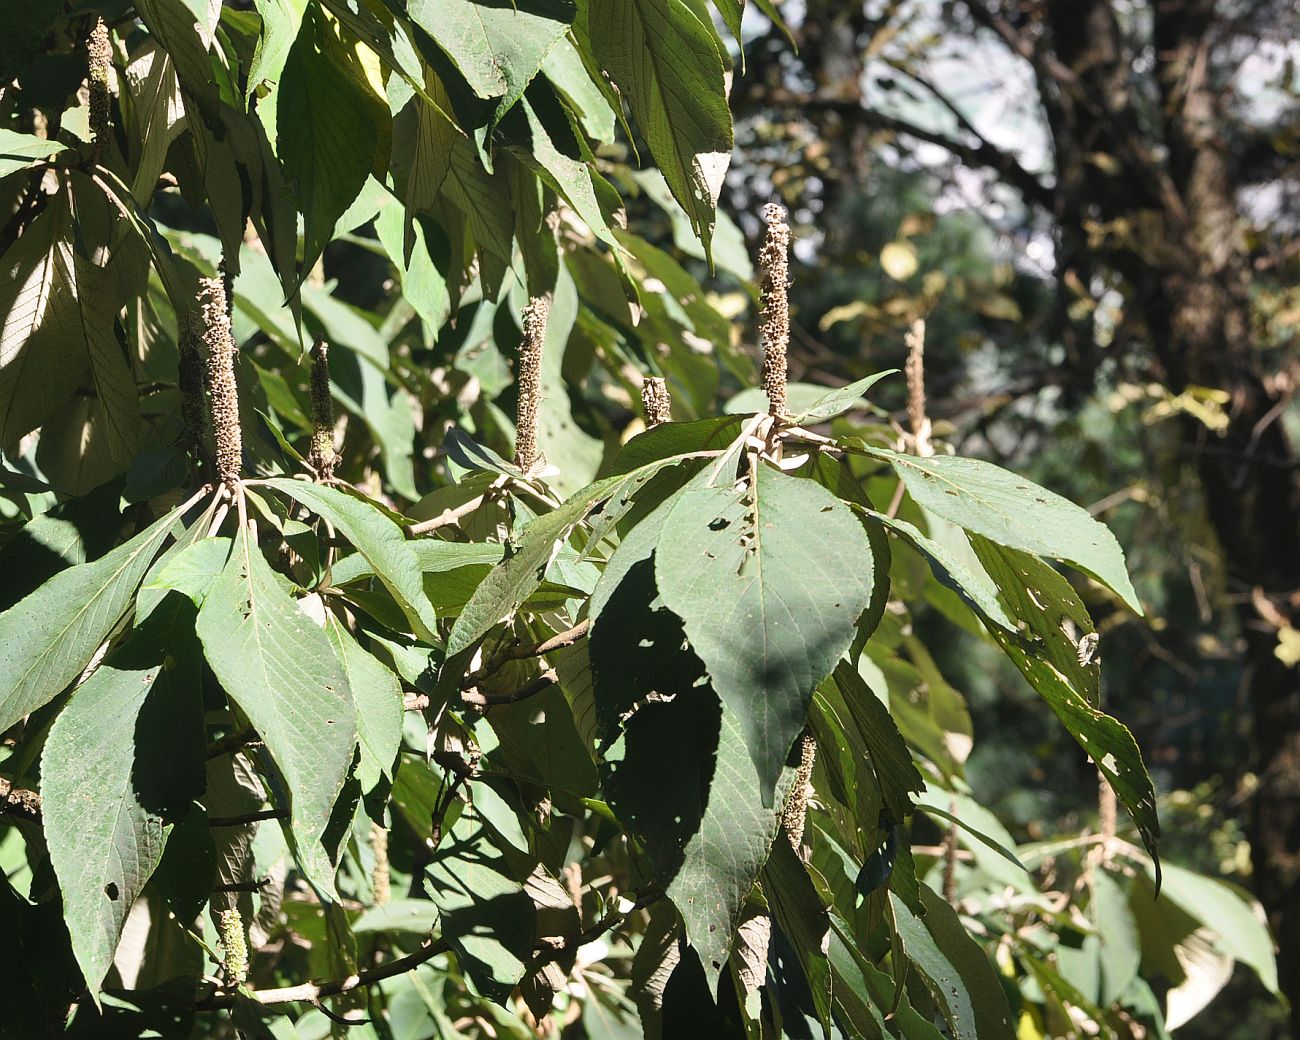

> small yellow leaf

[{"left": 880, "top": 240, "right": 919, "bottom": 281}]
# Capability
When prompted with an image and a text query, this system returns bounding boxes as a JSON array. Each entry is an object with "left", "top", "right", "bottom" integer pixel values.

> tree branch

[
  {"left": 462, "top": 619, "right": 589, "bottom": 687},
  {"left": 462, "top": 669, "right": 559, "bottom": 708},
  {"left": 790, "top": 94, "right": 1055, "bottom": 209},
  {"left": 209, "top": 808, "right": 284, "bottom": 827},
  {"left": 200, "top": 938, "right": 451, "bottom": 1010}
]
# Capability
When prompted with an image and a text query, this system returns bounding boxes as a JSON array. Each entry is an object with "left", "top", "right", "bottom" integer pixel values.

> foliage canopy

[{"left": 0, "top": 1, "right": 1279, "bottom": 1038}]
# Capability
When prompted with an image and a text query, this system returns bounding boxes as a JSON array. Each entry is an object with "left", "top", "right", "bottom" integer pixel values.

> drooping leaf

[
  {"left": 890, "top": 883, "right": 1015, "bottom": 1040},
  {"left": 195, "top": 524, "right": 357, "bottom": 895},
  {"left": 265, "top": 478, "right": 438, "bottom": 640},
  {"left": 606, "top": 688, "right": 795, "bottom": 991},
  {"left": 762, "top": 840, "right": 833, "bottom": 1031},
  {"left": 322, "top": 614, "right": 403, "bottom": 793},
  {"left": 654, "top": 464, "right": 875, "bottom": 801},
  {"left": 972, "top": 537, "right": 1160, "bottom": 867},
  {"left": 0, "top": 504, "right": 180, "bottom": 733},
  {"left": 826, "top": 663, "right": 924, "bottom": 823},
  {"left": 411, "top": 0, "right": 574, "bottom": 124},
  {"left": 0, "top": 128, "right": 65, "bottom": 179},
  {"left": 865, "top": 447, "right": 1142, "bottom": 613},
  {"left": 0, "top": 191, "right": 88, "bottom": 446},
  {"left": 423, "top": 810, "right": 537, "bottom": 1004},
  {"left": 41, "top": 596, "right": 204, "bottom": 995},
  {"left": 584, "top": 0, "right": 732, "bottom": 249},
  {"left": 873, "top": 511, "right": 1015, "bottom": 631},
  {"left": 122, "top": 41, "right": 186, "bottom": 205},
  {"left": 278, "top": 4, "right": 388, "bottom": 278},
  {"left": 72, "top": 255, "right": 140, "bottom": 464}
]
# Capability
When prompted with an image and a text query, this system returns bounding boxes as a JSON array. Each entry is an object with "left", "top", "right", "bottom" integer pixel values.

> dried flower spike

[
  {"left": 759, "top": 202, "right": 791, "bottom": 418},
  {"left": 87, "top": 18, "right": 112, "bottom": 160},
  {"left": 199, "top": 275, "right": 242, "bottom": 488},
  {"left": 515, "top": 293, "right": 550, "bottom": 472},
  {"left": 783, "top": 728, "right": 817, "bottom": 856},
  {"left": 641, "top": 376, "right": 672, "bottom": 427},
  {"left": 371, "top": 822, "right": 391, "bottom": 906},
  {"left": 218, "top": 908, "right": 249, "bottom": 985},
  {"left": 904, "top": 318, "right": 933, "bottom": 457},
  {"left": 308, "top": 338, "right": 336, "bottom": 481}
]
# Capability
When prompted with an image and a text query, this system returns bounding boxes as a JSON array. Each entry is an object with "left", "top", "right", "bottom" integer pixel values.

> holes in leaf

[{"left": 104, "top": 882, "right": 119, "bottom": 901}]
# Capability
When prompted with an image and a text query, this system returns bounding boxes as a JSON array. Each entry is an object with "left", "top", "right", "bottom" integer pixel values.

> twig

[
  {"left": 462, "top": 620, "right": 589, "bottom": 687},
  {"left": 942, "top": 797, "right": 960, "bottom": 903},
  {"left": 406, "top": 495, "right": 486, "bottom": 536},
  {"left": 206, "top": 726, "right": 256, "bottom": 760},
  {"left": 209, "top": 808, "right": 284, "bottom": 827},
  {"left": 213, "top": 878, "right": 273, "bottom": 894},
  {"left": 461, "top": 670, "right": 559, "bottom": 708},
  {"left": 199, "top": 938, "right": 451, "bottom": 1010},
  {"left": 575, "top": 888, "right": 663, "bottom": 947}
]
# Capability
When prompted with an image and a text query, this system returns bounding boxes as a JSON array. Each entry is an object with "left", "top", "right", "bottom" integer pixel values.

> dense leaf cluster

[{"left": 0, "top": 1, "right": 1277, "bottom": 1038}]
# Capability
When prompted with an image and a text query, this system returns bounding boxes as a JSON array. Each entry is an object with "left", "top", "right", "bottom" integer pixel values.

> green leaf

[
  {"left": 423, "top": 810, "right": 536, "bottom": 1004},
  {"left": 322, "top": 615, "right": 402, "bottom": 793},
  {"left": 41, "top": 596, "right": 203, "bottom": 995},
  {"left": 584, "top": 0, "right": 732, "bottom": 249},
  {"left": 865, "top": 447, "right": 1142, "bottom": 613},
  {"left": 0, "top": 128, "right": 65, "bottom": 179},
  {"left": 654, "top": 464, "right": 875, "bottom": 801},
  {"left": 873, "top": 511, "right": 1015, "bottom": 631},
  {"left": 543, "top": 36, "right": 617, "bottom": 143},
  {"left": 0, "top": 192, "right": 88, "bottom": 445},
  {"left": 890, "top": 884, "right": 1015, "bottom": 1040},
  {"left": 762, "top": 841, "right": 833, "bottom": 1031},
  {"left": 122, "top": 42, "right": 186, "bottom": 206},
  {"left": 411, "top": 0, "right": 574, "bottom": 123},
  {"left": 141, "top": 536, "right": 232, "bottom": 611},
  {"left": 972, "top": 537, "right": 1160, "bottom": 868},
  {"left": 794, "top": 370, "right": 898, "bottom": 423},
  {"left": 195, "top": 524, "right": 357, "bottom": 895},
  {"left": 1147, "top": 860, "right": 1278, "bottom": 994},
  {"left": 606, "top": 689, "right": 794, "bottom": 990},
  {"left": 1091, "top": 869, "right": 1141, "bottom": 1005},
  {"left": 278, "top": 5, "right": 388, "bottom": 278},
  {"left": 825, "top": 663, "right": 924, "bottom": 823},
  {"left": 447, "top": 458, "right": 687, "bottom": 657},
  {"left": 247, "top": 0, "right": 307, "bottom": 100},
  {"left": 916, "top": 796, "right": 1030, "bottom": 884},
  {"left": 0, "top": 505, "right": 180, "bottom": 734},
  {"left": 73, "top": 255, "right": 140, "bottom": 464},
  {"left": 265, "top": 478, "right": 438, "bottom": 641}
]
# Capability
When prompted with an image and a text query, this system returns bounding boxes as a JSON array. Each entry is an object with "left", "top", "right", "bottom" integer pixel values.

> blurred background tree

[{"left": 721, "top": 0, "right": 1298, "bottom": 1033}]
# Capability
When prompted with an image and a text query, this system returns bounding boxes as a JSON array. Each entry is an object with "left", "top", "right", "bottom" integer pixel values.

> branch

[
  {"left": 209, "top": 808, "right": 284, "bottom": 827},
  {"left": 462, "top": 619, "right": 590, "bottom": 687},
  {"left": 207, "top": 726, "right": 256, "bottom": 760},
  {"left": 407, "top": 495, "right": 486, "bottom": 536},
  {"left": 792, "top": 95, "right": 1055, "bottom": 209},
  {"left": 462, "top": 669, "right": 559, "bottom": 708},
  {"left": 200, "top": 938, "right": 451, "bottom": 1010}
]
